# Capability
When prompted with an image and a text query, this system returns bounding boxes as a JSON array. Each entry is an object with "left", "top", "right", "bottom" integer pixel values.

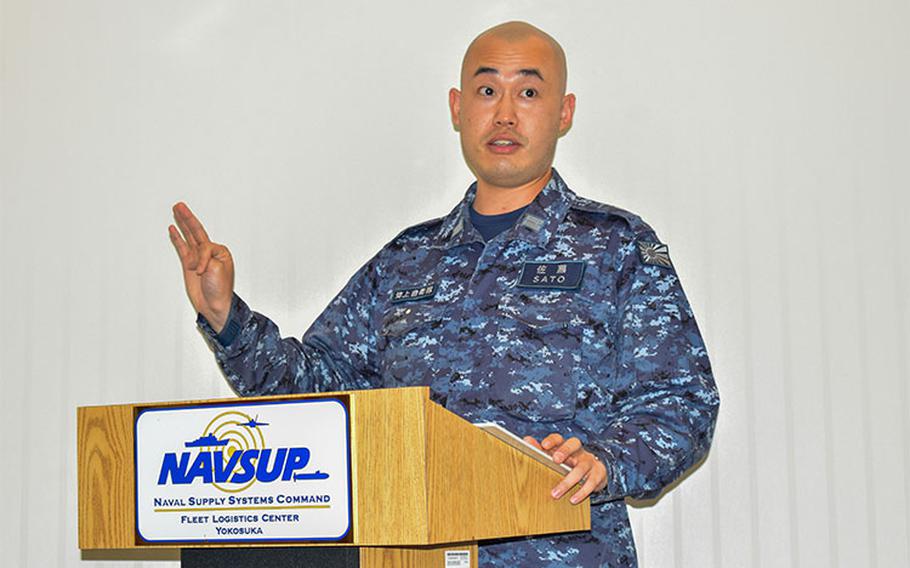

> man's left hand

[{"left": 523, "top": 433, "right": 608, "bottom": 504}]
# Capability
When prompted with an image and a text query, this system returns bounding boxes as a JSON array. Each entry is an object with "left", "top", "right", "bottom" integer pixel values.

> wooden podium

[{"left": 77, "top": 386, "right": 590, "bottom": 566}]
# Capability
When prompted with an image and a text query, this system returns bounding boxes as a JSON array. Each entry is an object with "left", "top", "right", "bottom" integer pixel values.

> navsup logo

[{"left": 156, "top": 410, "right": 328, "bottom": 492}]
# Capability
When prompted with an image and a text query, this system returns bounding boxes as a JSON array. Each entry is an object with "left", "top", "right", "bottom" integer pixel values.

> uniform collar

[{"left": 432, "top": 167, "right": 576, "bottom": 250}]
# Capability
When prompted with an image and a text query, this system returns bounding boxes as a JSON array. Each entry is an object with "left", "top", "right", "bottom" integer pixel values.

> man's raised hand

[{"left": 168, "top": 202, "right": 235, "bottom": 333}]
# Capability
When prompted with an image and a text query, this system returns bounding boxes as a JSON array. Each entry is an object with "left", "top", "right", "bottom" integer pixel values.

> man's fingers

[
  {"left": 570, "top": 469, "right": 603, "bottom": 504},
  {"left": 536, "top": 432, "right": 608, "bottom": 504},
  {"left": 523, "top": 436, "right": 544, "bottom": 450},
  {"left": 541, "top": 433, "right": 564, "bottom": 451},
  {"left": 168, "top": 225, "right": 187, "bottom": 257},
  {"left": 551, "top": 459, "right": 593, "bottom": 500},
  {"left": 169, "top": 225, "right": 195, "bottom": 268},
  {"left": 195, "top": 243, "right": 214, "bottom": 275},
  {"left": 175, "top": 202, "right": 211, "bottom": 245},
  {"left": 173, "top": 207, "right": 199, "bottom": 248},
  {"left": 212, "top": 243, "right": 232, "bottom": 266},
  {"left": 195, "top": 242, "right": 232, "bottom": 276},
  {"left": 552, "top": 437, "right": 582, "bottom": 464}
]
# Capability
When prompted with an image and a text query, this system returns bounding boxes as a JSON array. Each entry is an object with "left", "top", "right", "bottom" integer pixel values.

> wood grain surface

[
  {"left": 351, "top": 387, "right": 430, "bottom": 545},
  {"left": 425, "top": 400, "right": 590, "bottom": 544},
  {"left": 77, "top": 387, "right": 588, "bottom": 555},
  {"left": 77, "top": 404, "right": 135, "bottom": 549}
]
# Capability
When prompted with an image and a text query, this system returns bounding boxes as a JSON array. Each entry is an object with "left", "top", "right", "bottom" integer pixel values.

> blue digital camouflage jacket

[{"left": 198, "top": 168, "right": 720, "bottom": 567}]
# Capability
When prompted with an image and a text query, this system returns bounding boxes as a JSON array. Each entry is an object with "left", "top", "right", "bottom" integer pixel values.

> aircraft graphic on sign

[{"left": 239, "top": 414, "right": 269, "bottom": 428}]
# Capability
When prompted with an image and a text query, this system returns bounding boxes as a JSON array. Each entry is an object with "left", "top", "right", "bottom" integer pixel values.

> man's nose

[{"left": 494, "top": 97, "right": 517, "bottom": 128}]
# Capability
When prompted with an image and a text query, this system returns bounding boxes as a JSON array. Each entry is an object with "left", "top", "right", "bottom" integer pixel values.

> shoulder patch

[{"left": 637, "top": 241, "right": 672, "bottom": 268}]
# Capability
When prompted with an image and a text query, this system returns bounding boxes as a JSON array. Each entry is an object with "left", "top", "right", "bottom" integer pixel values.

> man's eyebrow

[{"left": 473, "top": 67, "right": 545, "bottom": 81}]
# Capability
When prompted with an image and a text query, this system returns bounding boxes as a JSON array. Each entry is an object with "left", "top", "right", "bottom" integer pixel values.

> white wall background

[{"left": 2, "top": 1, "right": 908, "bottom": 566}]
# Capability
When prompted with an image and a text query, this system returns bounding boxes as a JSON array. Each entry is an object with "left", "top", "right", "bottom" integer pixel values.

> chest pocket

[
  {"left": 378, "top": 303, "right": 447, "bottom": 388},
  {"left": 487, "top": 293, "right": 591, "bottom": 423}
]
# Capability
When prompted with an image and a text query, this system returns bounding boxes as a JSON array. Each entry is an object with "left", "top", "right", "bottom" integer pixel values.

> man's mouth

[{"left": 487, "top": 136, "right": 522, "bottom": 154}]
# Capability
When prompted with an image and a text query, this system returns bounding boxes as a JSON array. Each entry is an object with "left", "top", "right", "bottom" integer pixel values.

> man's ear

[
  {"left": 559, "top": 93, "right": 576, "bottom": 136},
  {"left": 449, "top": 87, "right": 461, "bottom": 132}
]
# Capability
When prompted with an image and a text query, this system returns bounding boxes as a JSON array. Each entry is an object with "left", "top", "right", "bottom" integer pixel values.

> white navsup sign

[{"left": 135, "top": 398, "right": 351, "bottom": 542}]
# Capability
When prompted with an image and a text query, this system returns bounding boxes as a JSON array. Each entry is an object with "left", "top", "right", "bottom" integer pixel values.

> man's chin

[{"left": 475, "top": 165, "right": 546, "bottom": 190}]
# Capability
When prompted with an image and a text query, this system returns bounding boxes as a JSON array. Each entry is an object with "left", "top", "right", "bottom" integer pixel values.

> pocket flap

[{"left": 499, "top": 303, "right": 581, "bottom": 334}]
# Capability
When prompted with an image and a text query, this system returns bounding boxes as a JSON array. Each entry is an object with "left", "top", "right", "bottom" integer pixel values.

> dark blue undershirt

[{"left": 469, "top": 204, "right": 529, "bottom": 242}]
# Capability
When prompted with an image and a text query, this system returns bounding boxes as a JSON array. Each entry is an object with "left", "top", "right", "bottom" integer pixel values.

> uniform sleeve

[
  {"left": 196, "top": 251, "right": 386, "bottom": 396},
  {"left": 588, "top": 230, "right": 720, "bottom": 502}
]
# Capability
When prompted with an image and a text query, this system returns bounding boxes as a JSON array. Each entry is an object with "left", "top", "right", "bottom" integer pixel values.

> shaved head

[
  {"left": 449, "top": 21, "right": 575, "bottom": 197},
  {"left": 461, "top": 21, "right": 568, "bottom": 95}
]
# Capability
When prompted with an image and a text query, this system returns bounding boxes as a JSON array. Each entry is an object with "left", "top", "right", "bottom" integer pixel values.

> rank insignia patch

[
  {"left": 390, "top": 283, "right": 436, "bottom": 303},
  {"left": 516, "top": 261, "right": 586, "bottom": 290},
  {"left": 637, "top": 241, "right": 672, "bottom": 268}
]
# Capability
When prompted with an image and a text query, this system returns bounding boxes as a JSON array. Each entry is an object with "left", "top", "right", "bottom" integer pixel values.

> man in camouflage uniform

[{"left": 169, "top": 21, "right": 719, "bottom": 567}]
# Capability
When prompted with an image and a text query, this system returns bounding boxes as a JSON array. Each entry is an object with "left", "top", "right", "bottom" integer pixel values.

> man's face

[{"left": 449, "top": 34, "right": 575, "bottom": 190}]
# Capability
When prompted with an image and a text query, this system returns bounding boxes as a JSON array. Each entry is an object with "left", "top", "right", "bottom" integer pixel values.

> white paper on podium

[{"left": 473, "top": 422, "right": 572, "bottom": 475}]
